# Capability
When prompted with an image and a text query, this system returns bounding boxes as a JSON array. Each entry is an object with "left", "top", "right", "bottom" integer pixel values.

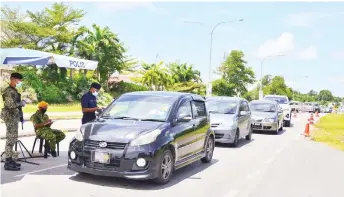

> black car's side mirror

[{"left": 177, "top": 114, "right": 192, "bottom": 122}]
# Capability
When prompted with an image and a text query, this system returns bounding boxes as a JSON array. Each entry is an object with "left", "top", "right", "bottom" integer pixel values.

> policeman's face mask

[{"left": 92, "top": 89, "right": 99, "bottom": 97}]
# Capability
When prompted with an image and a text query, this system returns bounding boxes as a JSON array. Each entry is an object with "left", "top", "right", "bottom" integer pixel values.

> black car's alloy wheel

[
  {"left": 201, "top": 136, "right": 214, "bottom": 163},
  {"left": 153, "top": 150, "right": 174, "bottom": 185}
]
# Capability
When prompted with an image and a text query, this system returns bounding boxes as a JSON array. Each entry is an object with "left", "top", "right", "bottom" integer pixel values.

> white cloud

[
  {"left": 286, "top": 12, "right": 344, "bottom": 27},
  {"left": 255, "top": 32, "right": 295, "bottom": 59},
  {"left": 299, "top": 46, "right": 317, "bottom": 60}
]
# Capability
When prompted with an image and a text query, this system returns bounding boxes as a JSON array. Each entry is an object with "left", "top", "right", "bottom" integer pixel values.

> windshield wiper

[
  {"left": 140, "top": 118, "right": 165, "bottom": 122},
  {"left": 113, "top": 116, "right": 139, "bottom": 120}
]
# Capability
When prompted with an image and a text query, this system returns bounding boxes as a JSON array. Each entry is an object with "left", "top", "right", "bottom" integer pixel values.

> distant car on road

[
  {"left": 206, "top": 96, "right": 252, "bottom": 147},
  {"left": 249, "top": 100, "right": 284, "bottom": 134},
  {"left": 302, "top": 102, "right": 320, "bottom": 113},
  {"left": 289, "top": 101, "right": 302, "bottom": 113},
  {"left": 263, "top": 95, "right": 292, "bottom": 127},
  {"left": 68, "top": 91, "right": 215, "bottom": 185}
]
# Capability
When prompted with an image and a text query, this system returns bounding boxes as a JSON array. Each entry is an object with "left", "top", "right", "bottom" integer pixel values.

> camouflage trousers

[
  {"left": 4, "top": 120, "right": 19, "bottom": 159},
  {"left": 36, "top": 128, "right": 66, "bottom": 151}
]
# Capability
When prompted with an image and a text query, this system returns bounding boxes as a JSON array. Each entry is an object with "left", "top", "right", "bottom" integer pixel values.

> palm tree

[
  {"left": 138, "top": 61, "right": 171, "bottom": 91},
  {"left": 75, "top": 24, "right": 125, "bottom": 86}
]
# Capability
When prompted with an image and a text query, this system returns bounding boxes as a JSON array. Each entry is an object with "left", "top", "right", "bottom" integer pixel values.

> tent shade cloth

[{"left": 0, "top": 48, "right": 98, "bottom": 70}]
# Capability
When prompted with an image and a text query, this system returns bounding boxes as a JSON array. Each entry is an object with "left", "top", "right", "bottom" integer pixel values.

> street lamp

[
  {"left": 259, "top": 54, "right": 285, "bottom": 100},
  {"left": 184, "top": 19, "right": 244, "bottom": 97}
]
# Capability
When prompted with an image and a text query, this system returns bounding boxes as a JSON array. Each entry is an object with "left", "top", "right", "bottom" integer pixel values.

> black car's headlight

[
  {"left": 130, "top": 129, "right": 162, "bottom": 146},
  {"left": 75, "top": 126, "right": 85, "bottom": 142}
]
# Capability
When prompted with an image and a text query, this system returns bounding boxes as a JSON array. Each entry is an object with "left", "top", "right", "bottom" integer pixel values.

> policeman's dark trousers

[{"left": 4, "top": 120, "right": 19, "bottom": 159}]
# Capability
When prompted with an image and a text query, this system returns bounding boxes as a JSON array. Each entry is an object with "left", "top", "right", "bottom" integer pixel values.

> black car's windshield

[
  {"left": 264, "top": 97, "right": 288, "bottom": 104},
  {"left": 101, "top": 94, "right": 176, "bottom": 121},
  {"left": 206, "top": 100, "right": 238, "bottom": 114},
  {"left": 250, "top": 103, "right": 276, "bottom": 112}
]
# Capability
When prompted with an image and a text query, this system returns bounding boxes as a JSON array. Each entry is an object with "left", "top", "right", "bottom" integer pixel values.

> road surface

[{"left": 1, "top": 113, "right": 343, "bottom": 197}]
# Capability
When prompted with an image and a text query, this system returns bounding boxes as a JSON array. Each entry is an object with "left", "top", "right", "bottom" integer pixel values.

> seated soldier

[{"left": 30, "top": 101, "right": 65, "bottom": 157}]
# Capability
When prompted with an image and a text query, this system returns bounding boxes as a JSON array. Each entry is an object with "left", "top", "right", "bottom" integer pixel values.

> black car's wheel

[
  {"left": 201, "top": 136, "right": 214, "bottom": 163},
  {"left": 231, "top": 129, "right": 240, "bottom": 147},
  {"left": 245, "top": 126, "right": 252, "bottom": 140},
  {"left": 153, "top": 149, "right": 174, "bottom": 185}
]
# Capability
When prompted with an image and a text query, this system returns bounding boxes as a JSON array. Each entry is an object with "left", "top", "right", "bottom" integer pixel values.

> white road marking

[
  {"left": 264, "top": 157, "right": 275, "bottom": 164},
  {"left": 222, "top": 190, "right": 240, "bottom": 197},
  {"left": 246, "top": 169, "right": 261, "bottom": 180},
  {"left": 14, "top": 164, "right": 67, "bottom": 177},
  {"left": 275, "top": 147, "right": 283, "bottom": 154}
]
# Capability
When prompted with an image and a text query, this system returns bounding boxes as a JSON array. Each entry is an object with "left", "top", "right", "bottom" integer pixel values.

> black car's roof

[
  {"left": 122, "top": 91, "right": 205, "bottom": 101},
  {"left": 250, "top": 100, "right": 277, "bottom": 104}
]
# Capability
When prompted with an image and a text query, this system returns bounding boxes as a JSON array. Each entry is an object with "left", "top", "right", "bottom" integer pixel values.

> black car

[{"left": 67, "top": 91, "right": 215, "bottom": 184}]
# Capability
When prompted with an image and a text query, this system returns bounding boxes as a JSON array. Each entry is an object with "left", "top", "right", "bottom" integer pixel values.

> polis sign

[{"left": 69, "top": 60, "right": 85, "bottom": 68}]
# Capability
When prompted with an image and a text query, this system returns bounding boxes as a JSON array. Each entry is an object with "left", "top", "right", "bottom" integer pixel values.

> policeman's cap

[
  {"left": 90, "top": 82, "right": 101, "bottom": 90},
  {"left": 11, "top": 73, "right": 23, "bottom": 80}
]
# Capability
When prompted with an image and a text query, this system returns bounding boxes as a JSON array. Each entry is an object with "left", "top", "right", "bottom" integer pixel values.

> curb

[{"left": 0, "top": 128, "right": 78, "bottom": 140}]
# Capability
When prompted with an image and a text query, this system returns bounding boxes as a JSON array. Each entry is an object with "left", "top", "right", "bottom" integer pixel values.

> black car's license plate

[{"left": 92, "top": 151, "right": 110, "bottom": 164}]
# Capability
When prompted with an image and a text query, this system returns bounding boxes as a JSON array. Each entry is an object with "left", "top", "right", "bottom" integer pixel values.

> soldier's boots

[{"left": 4, "top": 157, "right": 21, "bottom": 171}]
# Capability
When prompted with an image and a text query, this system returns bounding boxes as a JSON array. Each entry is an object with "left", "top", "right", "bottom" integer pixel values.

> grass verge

[
  {"left": 0, "top": 103, "right": 81, "bottom": 113},
  {"left": 312, "top": 114, "right": 344, "bottom": 151}
]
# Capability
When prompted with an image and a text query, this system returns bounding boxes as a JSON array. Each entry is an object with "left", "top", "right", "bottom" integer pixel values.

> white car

[{"left": 263, "top": 95, "right": 292, "bottom": 127}]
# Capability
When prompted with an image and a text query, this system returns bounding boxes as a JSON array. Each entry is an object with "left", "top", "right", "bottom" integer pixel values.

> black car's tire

[
  {"left": 231, "top": 129, "right": 240, "bottom": 147},
  {"left": 153, "top": 149, "right": 174, "bottom": 185},
  {"left": 245, "top": 126, "right": 252, "bottom": 140},
  {"left": 201, "top": 135, "right": 214, "bottom": 163}
]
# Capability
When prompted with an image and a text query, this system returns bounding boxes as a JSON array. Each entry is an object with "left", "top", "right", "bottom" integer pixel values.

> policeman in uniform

[
  {"left": 81, "top": 82, "right": 101, "bottom": 124},
  {"left": 1, "top": 73, "right": 26, "bottom": 171}
]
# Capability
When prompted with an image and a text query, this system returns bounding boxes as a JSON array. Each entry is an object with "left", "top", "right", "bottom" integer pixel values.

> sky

[{"left": 2, "top": 1, "right": 344, "bottom": 97}]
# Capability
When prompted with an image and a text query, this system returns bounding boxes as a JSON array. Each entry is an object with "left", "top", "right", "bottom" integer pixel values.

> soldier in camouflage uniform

[
  {"left": 1, "top": 73, "right": 26, "bottom": 171},
  {"left": 30, "top": 101, "right": 65, "bottom": 157}
]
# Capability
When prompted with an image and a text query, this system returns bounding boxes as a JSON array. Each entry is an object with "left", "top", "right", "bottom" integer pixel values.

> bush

[{"left": 110, "top": 81, "right": 148, "bottom": 98}]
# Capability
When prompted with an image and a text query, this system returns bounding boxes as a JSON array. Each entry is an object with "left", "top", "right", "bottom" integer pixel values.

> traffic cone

[{"left": 304, "top": 123, "right": 310, "bottom": 137}]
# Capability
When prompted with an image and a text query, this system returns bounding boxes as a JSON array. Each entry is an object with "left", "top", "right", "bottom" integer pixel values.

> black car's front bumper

[{"left": 67, "top": 139, "right": 161, "bottom": 180}]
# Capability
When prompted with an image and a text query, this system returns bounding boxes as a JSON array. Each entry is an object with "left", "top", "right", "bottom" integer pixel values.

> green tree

[
  {"left": 213, "top": 50, "right": 255, "bottom": 96},
  {"left": 263, "top": 76, "right": 292, "bottom": 99},
  {"left": 75, "top": 24, "right": 126, "bottom": 87},
  {"left": 136, "top": 61, "right": 172, "bottom": 91},
  {"left": 317, "top": 90, "right": 334, "bottom": 102}
]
